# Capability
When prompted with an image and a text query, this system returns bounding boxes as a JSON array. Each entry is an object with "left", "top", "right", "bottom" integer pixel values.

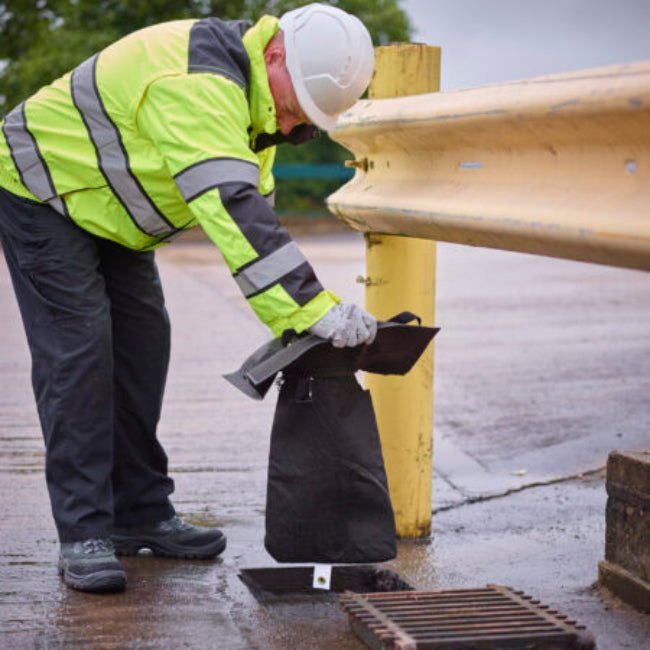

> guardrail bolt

[{"left": 345, "top": 158, "right": 370, "bottom": 172}]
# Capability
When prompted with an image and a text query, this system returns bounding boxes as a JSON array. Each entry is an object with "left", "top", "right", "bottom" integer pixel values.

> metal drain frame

[
  {"left": 340, "top": 584, "right": 595, "bottom": 650},
  {"left": 239, "top": 565, "right": 413, "bottom": 602}
]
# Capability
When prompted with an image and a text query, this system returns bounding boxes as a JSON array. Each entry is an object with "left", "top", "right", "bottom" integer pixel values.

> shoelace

[
  {"left": 80, "top": 538, "right": 114, "bottom": 555},
  {"left": 164, "top": 516, "right": 193, "bottom": 533}
]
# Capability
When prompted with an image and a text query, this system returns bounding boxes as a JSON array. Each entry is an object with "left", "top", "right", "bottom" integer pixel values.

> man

[{"left": 0, "top": 3, "right": 376, "bottom": 593}]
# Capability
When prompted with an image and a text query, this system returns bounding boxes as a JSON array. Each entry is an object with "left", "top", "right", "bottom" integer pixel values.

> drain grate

[{"left": 340, "top": 584, "right": 595, "bottom": 649}]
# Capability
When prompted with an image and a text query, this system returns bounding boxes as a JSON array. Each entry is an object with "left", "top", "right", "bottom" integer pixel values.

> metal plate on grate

[{"left": 340, "top": 584, "right": 595, "bottom": 649}]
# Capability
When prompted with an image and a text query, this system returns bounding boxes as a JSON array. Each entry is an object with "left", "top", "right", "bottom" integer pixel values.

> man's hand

[{"left": 309, "top": 303, "right": 377, "bottom": 348}]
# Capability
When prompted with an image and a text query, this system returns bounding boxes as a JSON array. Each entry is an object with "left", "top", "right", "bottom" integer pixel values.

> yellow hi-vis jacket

[{"left": 0, "top": 15, "right": 339, "bottom": 337}]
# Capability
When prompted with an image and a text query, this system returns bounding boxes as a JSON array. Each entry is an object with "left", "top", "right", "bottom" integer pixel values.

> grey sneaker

[
  {"left": 112, "top": 516, "right": 226, "bottom": 559},
  {"left": 58, "top": 538, "right": 126, "bottom": 593}
]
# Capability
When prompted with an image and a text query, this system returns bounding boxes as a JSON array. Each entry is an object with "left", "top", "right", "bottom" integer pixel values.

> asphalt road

[{"left": 1, "top": 232, "right": 649, "bottom": 649}]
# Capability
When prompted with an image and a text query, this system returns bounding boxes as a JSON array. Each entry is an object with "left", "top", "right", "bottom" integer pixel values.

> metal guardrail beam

[{"left": 327, "top": 60, "right": 650, "bottom": 271}]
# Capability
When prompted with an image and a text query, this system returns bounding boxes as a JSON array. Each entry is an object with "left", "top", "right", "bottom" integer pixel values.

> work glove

[{"left": 309, "top": 303, "right": 377, "bottom": 348}]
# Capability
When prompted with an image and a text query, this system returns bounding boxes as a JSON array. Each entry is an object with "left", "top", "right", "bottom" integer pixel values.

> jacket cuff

[{"left": 263, "top": 290, "right": 340, "bottom": 338}]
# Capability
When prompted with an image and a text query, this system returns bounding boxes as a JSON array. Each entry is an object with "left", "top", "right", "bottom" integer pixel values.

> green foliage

[
  {"left": 0, "top": 0, "right": 412, "bottom": 212},
  {"left": 274, "top": 137, "right": 347, "bottom": 214}
]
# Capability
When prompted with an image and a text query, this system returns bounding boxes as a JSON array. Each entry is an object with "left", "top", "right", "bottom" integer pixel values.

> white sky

[{"left": 402, "top": 0, "right": 650, "bottom": 90}]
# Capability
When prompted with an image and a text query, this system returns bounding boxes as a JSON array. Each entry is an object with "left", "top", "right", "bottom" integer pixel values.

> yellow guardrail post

[{"left": 364, "top": 44, "right": 441, "bottom": 538}]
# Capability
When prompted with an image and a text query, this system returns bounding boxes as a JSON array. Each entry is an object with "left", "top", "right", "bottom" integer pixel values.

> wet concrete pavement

[{"left": 1, "top": 232, "right": 650, "bottom": 649}]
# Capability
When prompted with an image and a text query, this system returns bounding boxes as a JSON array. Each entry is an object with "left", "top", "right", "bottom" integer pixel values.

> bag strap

[
  {"left": 387, "top": 311, "right": 421, "bottom": 326},
  {"left": 280, "top": 311, "right": 421, "bottom": 349},
  {"left": 280, "top": 328, "right": 306, "bottom": 347}
]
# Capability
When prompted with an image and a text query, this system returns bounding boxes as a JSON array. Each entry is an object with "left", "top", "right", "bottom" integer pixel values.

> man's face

[{"left": 265, "top": 35, "right": 310, "bottom": 135}]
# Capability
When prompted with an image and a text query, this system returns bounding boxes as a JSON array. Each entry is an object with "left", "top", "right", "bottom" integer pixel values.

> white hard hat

[{"left": 279, "top": 3, "right": 375, "bottom": 132}]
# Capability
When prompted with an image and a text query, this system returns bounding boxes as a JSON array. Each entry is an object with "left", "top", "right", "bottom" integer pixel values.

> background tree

[{"left": 0, "top": 0, "right": 412, "bottom": 213}]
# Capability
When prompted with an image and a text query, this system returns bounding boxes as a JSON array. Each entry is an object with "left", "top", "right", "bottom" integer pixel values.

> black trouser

[{"left": 0, "top": 188, "right": 175, "bottom": 542}]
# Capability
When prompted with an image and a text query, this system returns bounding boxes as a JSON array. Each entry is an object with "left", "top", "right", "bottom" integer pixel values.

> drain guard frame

[{"left": 239, "top": 565, "right": 413, "bottom": 603}]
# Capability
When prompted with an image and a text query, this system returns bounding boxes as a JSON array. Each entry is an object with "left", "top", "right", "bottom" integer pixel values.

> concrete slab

[{"left": 1, "top": 233, "right": 649, "bottom": 648}]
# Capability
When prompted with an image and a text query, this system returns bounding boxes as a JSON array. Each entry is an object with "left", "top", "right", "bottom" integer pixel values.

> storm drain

[
  {"left": 239, "top": 565, "right": 413, "bottom": 603},
  {"left": 340, "top": 584, "right": 595, "bottom": 649}
]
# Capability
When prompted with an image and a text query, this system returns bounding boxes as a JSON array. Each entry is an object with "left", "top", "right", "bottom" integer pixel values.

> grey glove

[{"left": 309, "top": 303, "right": 377, "bottom": 348}]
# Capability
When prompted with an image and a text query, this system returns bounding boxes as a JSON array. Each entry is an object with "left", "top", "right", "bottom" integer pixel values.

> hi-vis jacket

[{"left": 0, "top": 15, "right": 339, "bottom": 337}]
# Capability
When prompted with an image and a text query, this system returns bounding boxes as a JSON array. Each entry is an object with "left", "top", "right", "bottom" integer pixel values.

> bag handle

[
  {"left": 387, "top": 311, "right": 421, "bottom": 326},
  {"left": 280, "top": 311, "right": 422, "bottom": 348},
  {"left": 280, "top": 328, "right": 306, "bottom": 347}
]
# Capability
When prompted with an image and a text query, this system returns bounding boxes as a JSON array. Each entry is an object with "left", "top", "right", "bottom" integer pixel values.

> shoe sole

[
  {"left": 58, "top": 564, "right": 127, "bottom": 593},
  {"left": 111, "top": 532, "right": 227, "bottom": 560}
]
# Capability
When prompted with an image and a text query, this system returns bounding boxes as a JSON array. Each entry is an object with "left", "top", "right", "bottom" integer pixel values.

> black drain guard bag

[
  {"left": 225, "top": 313, "right": 439, "bottom": 564},
  {"left": 266, "top": 370, "right": 395, "bottom": 563}
]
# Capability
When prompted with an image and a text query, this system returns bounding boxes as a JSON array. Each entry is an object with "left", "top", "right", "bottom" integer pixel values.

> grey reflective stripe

[
  {"left": 2, "top": 103, "right": 57, "bottom": 201},
  {"left": 71, "top": 55, "right": 174, "bottom": 237},
  {"left": 264, "top": 190, "right": 276, "bottom": 208},
  {"left": 174, "top": 158, "right": 260, "bottom": 203},
  {"left": 234, "top": 241, "right": 307, "bottom": 297},
  {"left": 48, "top": 197, "right": 67, "bottom": 216}
]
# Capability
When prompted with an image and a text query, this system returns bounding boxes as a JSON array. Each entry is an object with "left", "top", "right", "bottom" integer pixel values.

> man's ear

[{"left": 264, "top": 34, "right": 286, "bottom": 68}]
